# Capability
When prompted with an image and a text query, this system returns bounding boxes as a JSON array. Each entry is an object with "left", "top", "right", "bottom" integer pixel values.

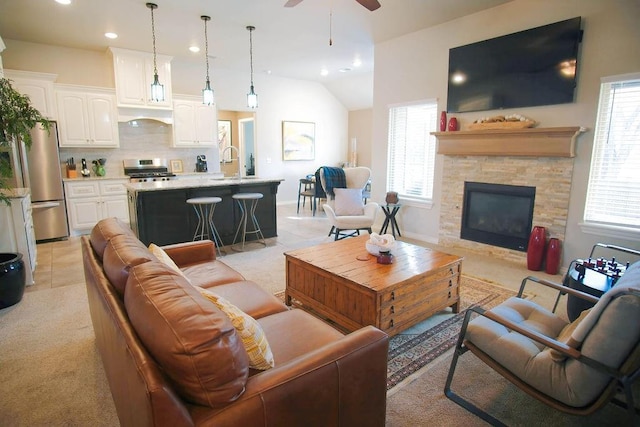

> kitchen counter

[
  {"left": 0, "top": 188, "right": 31, "bottom": 198},
  {"left": 127, "top": 178, "right": 283, "bottom": 246},
  {"left": 126, "top": 177, "right": 283, "bottom": 192},
  {"left": 62, "top": 175, "right": 128, "bottom": 182}
]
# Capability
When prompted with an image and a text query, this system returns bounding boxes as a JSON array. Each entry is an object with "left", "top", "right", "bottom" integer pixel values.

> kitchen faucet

[{"left": 221, "top": 145, "right": 240, "bottom": 179}]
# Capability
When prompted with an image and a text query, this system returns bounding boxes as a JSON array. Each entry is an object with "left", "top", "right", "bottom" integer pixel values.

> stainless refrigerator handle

[
  {"left": 31, "top": 201, "right": 61, "bottom": 209},
  {"left": 18, "top": 139, "right": 31, "bottom": 189}
]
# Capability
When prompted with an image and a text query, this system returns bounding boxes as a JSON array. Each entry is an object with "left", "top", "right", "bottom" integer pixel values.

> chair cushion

[
  {"left": 197, "top": 287, "right": 275, "bottom": 370},
  {"left": 468, "top": 290, "right": 640, "bottom": 407},
  {"left": 124, "top": 261, "right": 249, "bottom": 408},
  {"left": 334, "top": 188, "right": 364, "bottom": 215},
  {"left": 200, "top": 280, "right": 289, "bottom": 319}
]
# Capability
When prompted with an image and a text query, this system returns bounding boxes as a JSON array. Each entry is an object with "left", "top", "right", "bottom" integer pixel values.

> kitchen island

[{"left": 126, "top": 177, "right": 283, "bottom": 247}]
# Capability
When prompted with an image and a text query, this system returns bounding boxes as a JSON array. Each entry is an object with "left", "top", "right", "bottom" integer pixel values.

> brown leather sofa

[{"left": 81, "top": 217, "right": 389, "bottom": 426}]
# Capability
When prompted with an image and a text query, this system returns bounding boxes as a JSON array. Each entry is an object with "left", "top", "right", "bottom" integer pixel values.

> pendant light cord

[
  {"left": 204, "top": 17, "right": 210, "bottom": 81},
  {"left": 249, "top": 27, "right": 255, "bottom": 87},
  {"left": 149, "top": 3, "right": 158, "bottom": 75}
]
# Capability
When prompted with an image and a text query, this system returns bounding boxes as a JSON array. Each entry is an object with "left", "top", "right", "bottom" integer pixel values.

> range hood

[{"left": 118, "top": 107, "right": 173, "bottom": 124}]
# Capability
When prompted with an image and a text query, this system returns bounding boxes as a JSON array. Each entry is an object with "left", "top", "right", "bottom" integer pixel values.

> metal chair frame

[{"left": 444, "top": 277, "right": 640, "bottom": 426}]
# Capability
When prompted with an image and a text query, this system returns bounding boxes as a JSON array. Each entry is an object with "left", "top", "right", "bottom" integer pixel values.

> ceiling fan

[{"left": 284, "top": 0, "right": 381, "bottom": 12}]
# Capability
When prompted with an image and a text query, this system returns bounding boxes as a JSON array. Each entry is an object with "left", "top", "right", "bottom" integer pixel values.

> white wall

[
  {"left": 372, "top": 0, "right": 640, "bottom": 264},
  {"left": 2, "top": 39, "right": 348, "bottom": 204}
]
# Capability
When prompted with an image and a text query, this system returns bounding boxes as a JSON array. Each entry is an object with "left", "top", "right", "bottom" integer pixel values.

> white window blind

[
  {"left": 387, "top": 101, "right": 438, "bottom": 202},
  {"left": 584, "top": 73, "right": 640, "bottom": 228}
]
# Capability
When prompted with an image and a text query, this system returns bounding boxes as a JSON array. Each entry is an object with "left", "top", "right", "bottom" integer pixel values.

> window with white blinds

[
  {"left": 387, "top": 101, "right": 438, "bottom": 203},
  {"left": 584, "top": 73, "right": 640, "bottom": 229}
]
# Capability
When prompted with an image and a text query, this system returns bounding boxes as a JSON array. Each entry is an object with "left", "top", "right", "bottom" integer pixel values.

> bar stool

[
  {"left": 232, "top": 193, "right": 266, "bottom": 251},
  {"left": 186, "top": 197, "right": 225, "bottom": 256}
]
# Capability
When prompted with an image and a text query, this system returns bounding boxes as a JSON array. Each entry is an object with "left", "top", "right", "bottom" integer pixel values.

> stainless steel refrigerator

[{"left": 6, "top": 122, "right": 69, "bottom": 241}]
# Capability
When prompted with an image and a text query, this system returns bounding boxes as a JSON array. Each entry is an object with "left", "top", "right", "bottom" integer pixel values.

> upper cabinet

[
  {"left": 109, "top": 47, "right": 173, "bottom": 110},
  {"left": 4, "top": 69, "right": 58, "bottom": 120},
  {"left": 55, "top": 85, "right": 119, "bottom": 148},
  {"left": 172, "top": 97, "right": 217, "bottom": 147}
]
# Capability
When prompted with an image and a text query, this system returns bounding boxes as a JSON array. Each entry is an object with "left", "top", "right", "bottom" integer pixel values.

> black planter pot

[{"left": 0, "top": 253, "right": 26, "bottom": 309}]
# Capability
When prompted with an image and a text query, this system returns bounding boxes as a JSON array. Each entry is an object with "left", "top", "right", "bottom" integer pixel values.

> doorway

[
  {"left": 218, "top": 110, "right": 256, "bottom": 178},
  {"left": 240, "top": 118, "right": 255, "bottom": 176}
]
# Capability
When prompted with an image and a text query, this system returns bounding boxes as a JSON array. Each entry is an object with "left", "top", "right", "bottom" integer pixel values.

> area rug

[
  {"left": 387, "top": 276, "right": 517, "bottom": 390},
  {"left": 275, "top": 275, "right": 518, "bottom": 391}
]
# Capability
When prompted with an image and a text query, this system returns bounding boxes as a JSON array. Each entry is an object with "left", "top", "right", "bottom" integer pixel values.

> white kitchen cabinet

[
  {"left": 172, "top": 97, "right": 217, "bottom": 147},
  {"left": 0, "top": 190, "right": 36, "bottom": 286},
  {"left": 56, "top": 86, "right": 119, "bottom": 148},
  {"left": 64, "top": 179, "right": 129, "bottom": 234},
  {"left": 109, "top": 47, "right": 173, "bottom": 110},
  {"left": 4, "top": 69, "right": 58, "bottom": 120}
]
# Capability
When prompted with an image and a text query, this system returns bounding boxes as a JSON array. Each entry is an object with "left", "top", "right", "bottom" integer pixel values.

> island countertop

[{"left": 126, "top": 177, "right": 284, "bottom": 193}]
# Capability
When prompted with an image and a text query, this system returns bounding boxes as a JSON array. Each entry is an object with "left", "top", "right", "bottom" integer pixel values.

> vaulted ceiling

[{"left": 0, "top": 0, "right": 512, "bottom": 109}]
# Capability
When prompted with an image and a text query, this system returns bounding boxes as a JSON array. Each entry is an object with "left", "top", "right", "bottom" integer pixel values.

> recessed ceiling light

[
  {"left": 320, "top": 68, "right": 329, "bottom": 76},
  {"left": 339, "top": 67, "right": 351, "bottom": 73},
  {"left": 105, "top": 33, "right": 118, "bottom": 39},
  {"left": 352, "top": 58, "right": 362, "bottom": 67},
  {"left": 55, "top": 0, "right": 71, "bottom": 5},
  {"left": 189, "top": 46, "right": 200, "bottom": 53}
]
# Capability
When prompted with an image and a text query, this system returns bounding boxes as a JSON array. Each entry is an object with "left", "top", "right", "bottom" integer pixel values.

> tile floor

[{"left": 27, "top": 203, "right": 566, "bottom": 310}]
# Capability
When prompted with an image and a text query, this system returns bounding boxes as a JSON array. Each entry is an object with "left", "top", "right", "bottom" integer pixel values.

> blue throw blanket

[{"left": 320, "top": 167, "right": 346, "bottom": 199}]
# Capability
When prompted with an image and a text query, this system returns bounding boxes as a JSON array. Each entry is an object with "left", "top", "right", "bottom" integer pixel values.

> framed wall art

[
  {"left": 170, "top": 159, "right": 184, "bottom": 173},
  {"left": 282, "top": 120, "right": 315, "bottom": 161},
  {"left": 218, "top": 120, "right": 232, "bottom": 162}
]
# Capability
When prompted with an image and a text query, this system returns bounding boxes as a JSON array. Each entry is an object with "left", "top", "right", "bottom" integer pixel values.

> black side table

[{"left": 380, "top": 204, "right": 401, "bottom": 238}]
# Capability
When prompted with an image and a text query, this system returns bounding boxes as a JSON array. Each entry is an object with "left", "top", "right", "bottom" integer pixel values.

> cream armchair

[
  {"left": 319, "top": 166, "right": 378, "bottom": 240},
  {"left": 444, "top": 261, "right": 640, "bottom": 425}
]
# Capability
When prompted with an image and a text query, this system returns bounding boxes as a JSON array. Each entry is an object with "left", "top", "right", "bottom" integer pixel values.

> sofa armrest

[
  {"left": 193, "top": 326, "right": 389, "bottom": 426},
  {"left": 161, "top": 240, "right": 216, "bottom": 267}
]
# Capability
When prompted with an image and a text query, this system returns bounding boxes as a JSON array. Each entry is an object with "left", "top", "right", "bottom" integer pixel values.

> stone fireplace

[{"left": 434, "top": 127, "right": 584, "bottom": 264}]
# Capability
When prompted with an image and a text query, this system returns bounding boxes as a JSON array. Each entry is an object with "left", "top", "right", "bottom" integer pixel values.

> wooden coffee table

[{"left": 284, "top": 235, "right": 463, "bottom": 336}]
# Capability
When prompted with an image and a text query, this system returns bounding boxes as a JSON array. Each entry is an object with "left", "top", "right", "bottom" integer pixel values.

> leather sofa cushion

[
  {"left": 90, "top": 217, "right": 135, "bottom": 260},
  {"left": 257, "top": 308, "right": 345, "bottom": 365},
  {"left": 201, "top": 280, "right": 288, "bottom": 319},
  {"left": 103, "top": 234, "right": 156, "bottom": 297},
  {"left": 182, "top": 261, "right": 245, "bottom": 288},
  {"left": 125, "top": 261, "right": 250, "bottom": 408}
]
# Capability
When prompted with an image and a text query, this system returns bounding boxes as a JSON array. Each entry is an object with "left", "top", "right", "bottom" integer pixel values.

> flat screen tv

[{"left": 446, "top": 17, "right": 583, "bottom": 113}]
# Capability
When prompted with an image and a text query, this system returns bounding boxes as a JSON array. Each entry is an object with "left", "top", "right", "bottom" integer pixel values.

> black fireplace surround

[{"left": 460, "top": 182, "right": 535, "bottom": 252}]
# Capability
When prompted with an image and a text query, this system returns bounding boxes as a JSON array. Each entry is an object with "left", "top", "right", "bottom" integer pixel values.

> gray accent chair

[{"left": 445, "top": 261, "right": 640, "bottom": 426}]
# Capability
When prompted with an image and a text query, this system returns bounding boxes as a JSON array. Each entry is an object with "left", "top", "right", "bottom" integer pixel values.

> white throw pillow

[{"left": 334, "top": 188, "right": 364, "bottom": 215}]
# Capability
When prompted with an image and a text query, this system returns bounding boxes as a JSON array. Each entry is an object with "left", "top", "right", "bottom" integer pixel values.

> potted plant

[
  {"left": 0, "top": 77, "right": 50, "bottom": 308},
  {"left": 0, "top": 77, "right": 51, "bottom": 205}
]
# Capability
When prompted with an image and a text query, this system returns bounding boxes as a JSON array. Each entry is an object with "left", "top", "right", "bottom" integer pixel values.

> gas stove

[{"left": 123, "top": 159, "right": 177, "bottom": 183}]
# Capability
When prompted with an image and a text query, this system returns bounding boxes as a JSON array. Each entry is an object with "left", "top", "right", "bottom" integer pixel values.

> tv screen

[{"left": 446, "top": 17, "right": 582, "bottom": 113}]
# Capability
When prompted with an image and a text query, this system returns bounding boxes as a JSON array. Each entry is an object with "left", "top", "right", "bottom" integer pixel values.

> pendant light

[
  {"left": 201, "top": 15, "right": 214, "bottom": 105},
  {"left": 246, "top": 26, "right": 258, "bottom": 109},
  {"left": 146, "top": 3, "right": 164, "bottom": 102}
]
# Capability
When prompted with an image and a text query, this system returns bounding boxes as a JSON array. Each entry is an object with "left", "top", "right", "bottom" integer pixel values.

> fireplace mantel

[{"left": 432, "top": 126, "right": 585, "bottom": 157}]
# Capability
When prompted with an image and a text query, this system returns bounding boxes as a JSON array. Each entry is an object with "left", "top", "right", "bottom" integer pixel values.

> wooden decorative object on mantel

[{"left": 432, "top": 126, "right": 586, "bottom": 158}]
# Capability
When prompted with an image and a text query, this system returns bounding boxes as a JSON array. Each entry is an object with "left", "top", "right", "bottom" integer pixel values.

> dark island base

[{"left": 128, "top": 181, "right": 280, "bottom": 247}]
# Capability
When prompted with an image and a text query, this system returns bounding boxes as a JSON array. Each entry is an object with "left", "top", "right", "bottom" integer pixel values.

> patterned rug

[
  {"left": 386, "top": 276, "right": 517, "bottom": 390},
  {"left": 275, "top": 276, "right": 518, "bottom": 390}
]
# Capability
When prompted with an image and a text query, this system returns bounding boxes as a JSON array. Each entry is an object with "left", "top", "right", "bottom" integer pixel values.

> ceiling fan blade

[
  {"left": 355, "top": 0, "right": 381, "bottom": 11},
  {"left": 284, "top": 0, "right": 304, "bottom": 7}
]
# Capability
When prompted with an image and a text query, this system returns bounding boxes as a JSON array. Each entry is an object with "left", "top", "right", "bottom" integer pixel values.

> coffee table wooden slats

[{"left": 285, "top": 235, "right": 463, "bottom": 336}]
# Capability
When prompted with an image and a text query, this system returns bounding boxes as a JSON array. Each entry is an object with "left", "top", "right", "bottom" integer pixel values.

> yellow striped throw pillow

[{"left": 197, "top": 287, "right": 274, "bottom": 370}]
